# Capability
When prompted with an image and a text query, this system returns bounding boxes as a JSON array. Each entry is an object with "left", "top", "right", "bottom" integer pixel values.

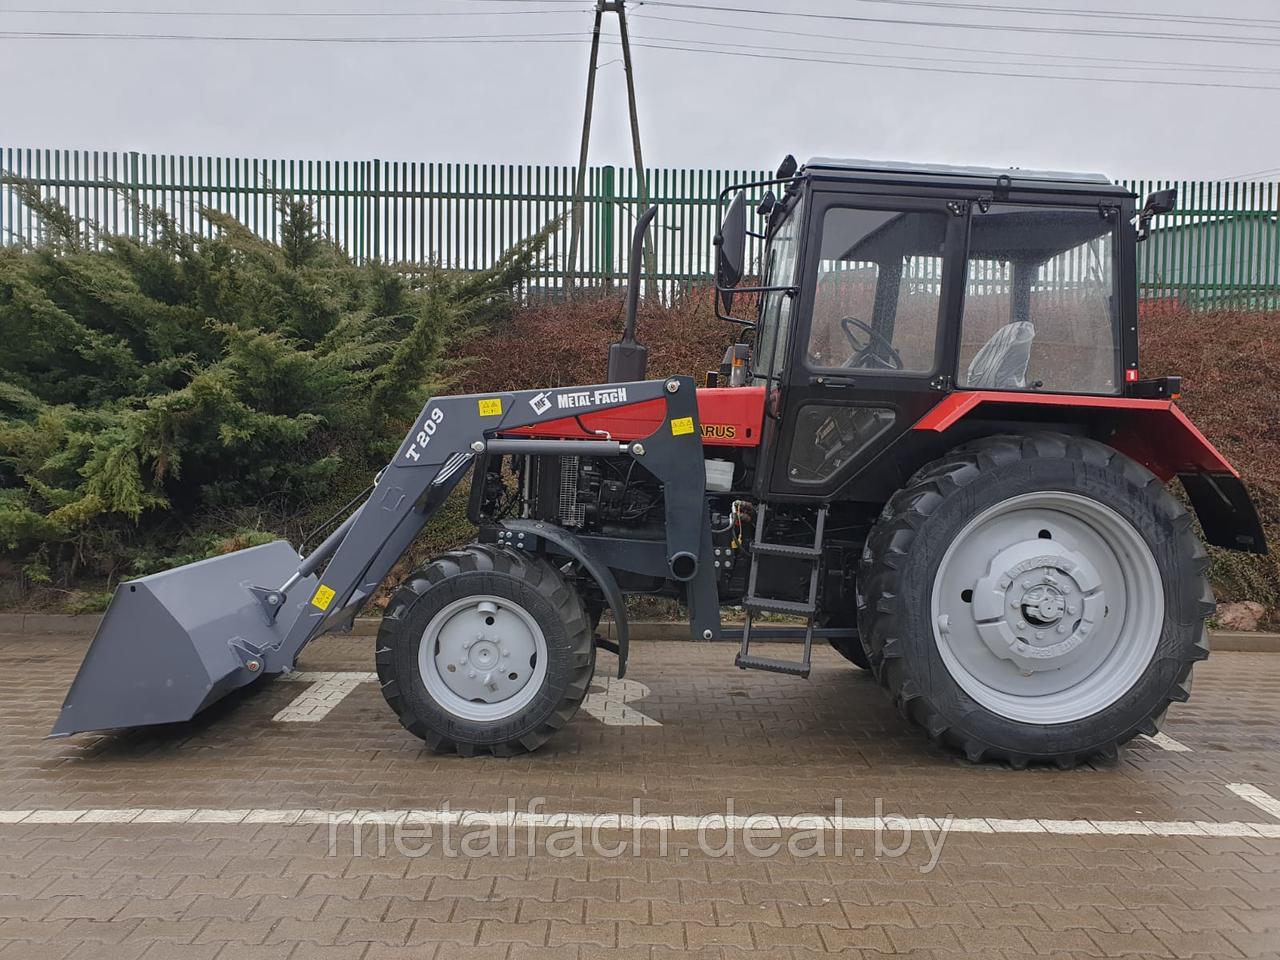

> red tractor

[{"left": 55, "top": 156, "right": 1265, "bottom": 768}]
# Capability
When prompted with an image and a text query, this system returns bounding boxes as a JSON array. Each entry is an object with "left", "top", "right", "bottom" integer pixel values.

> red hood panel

[{"left": 506, "top": 386, "right": 765, "bottom": 447}]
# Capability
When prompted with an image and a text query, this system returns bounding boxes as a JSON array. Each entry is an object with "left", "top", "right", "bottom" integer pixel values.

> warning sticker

[
  {"left": 477, "top": 397, "right": 504, "bottom": 417},
  {"left": 671, "top": 416, "right": 695, "bottom": 436},
  {"left": 311, "top": 584, "right": 337, "bottom": 611}
]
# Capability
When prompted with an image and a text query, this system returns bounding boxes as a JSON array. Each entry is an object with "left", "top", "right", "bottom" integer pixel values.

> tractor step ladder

[{"left": 735, "top": 504, "right": 827, "bottom": 678}]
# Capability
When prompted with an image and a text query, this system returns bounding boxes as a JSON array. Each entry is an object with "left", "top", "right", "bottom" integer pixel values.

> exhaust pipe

[{"left": 606, "top": 204, "right": 658, "bottom": 383}]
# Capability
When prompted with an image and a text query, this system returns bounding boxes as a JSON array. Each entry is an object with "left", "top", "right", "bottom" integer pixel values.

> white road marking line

[
  {"left": 1227, "top": 782, "right": 1280, "bottom": 821},
  {"left": 1139, "top": 731, "right": 1192, "bottom": 752},
  {"left": 271, "top": 672, "right": 657, "bottom": 727},
  {"left": 273, "top": 671, "right": 377, "bottom": 722},
  {"left": 580, "top": 677, "right": 660, "bottom": 727},
  {"left": 1, "top": 807, "right": 1278, "bottom": 837}
]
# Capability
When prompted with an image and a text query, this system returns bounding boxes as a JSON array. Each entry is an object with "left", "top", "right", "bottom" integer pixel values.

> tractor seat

[{"left": 965, "top": 321, "right": 1035, "bottom": 389}]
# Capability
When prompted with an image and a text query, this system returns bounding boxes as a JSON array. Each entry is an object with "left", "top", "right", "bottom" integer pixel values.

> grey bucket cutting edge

[{"left": 49, "top": 541, "right": 319, "bottom": 737}]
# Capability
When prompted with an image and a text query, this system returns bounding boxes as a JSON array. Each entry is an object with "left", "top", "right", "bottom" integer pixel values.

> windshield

[{"left": 752, "top": 196, "right": 804, "bottom": 382}]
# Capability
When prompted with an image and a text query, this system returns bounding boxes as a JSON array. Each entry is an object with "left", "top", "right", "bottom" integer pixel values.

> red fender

[
  {"left": 913, "top": 390, "right": 1265, "bottom": 554},
  {"left": 912, "top": 390, "right": 1235, "bottom": 481}
]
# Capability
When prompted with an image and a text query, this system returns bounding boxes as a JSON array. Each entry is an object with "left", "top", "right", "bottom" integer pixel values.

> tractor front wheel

[
  {"left": 857, "top": 433, "right": 1213, "bottom": 768},
  {"left": 376, "top": 544, "right": 595, "bottom": 756}
]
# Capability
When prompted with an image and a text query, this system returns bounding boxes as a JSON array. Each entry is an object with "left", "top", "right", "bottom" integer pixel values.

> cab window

[
  {"left": 806, "top": 207, "right": 948, "bottom": 374},
  {"left": 753, "top": 197, "right": 804, "bottom": 382},
  {"left": 959, "top": 205, "right": 1119, "bottom": 394}
]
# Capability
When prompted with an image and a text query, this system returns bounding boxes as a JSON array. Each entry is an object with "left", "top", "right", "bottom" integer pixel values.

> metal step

[
  {"left": 734, "top": 653, "right": 811, "bottom": 678},
  {"left": 744, "top": 596, "right": 816, "bottom": 617},
  {"left": 752, "top": 542, "right": 822, "bottom": 560}
]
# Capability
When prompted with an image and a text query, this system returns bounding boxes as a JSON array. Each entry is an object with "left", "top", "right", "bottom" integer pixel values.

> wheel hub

[
  {"left": 1021, "top": 583, "right": 1066, "bottom": 625},
  {"left": 419, "top": 597, "right": 545, "bottom": 721},
  {"left": 930, "top": 491, "right": 1165, "bottom": 725},
  {"left": 967, "top": 538, "right": 1104, "bottom": 672}
]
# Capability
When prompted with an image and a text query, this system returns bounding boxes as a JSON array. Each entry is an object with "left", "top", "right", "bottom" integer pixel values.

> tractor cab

[{"left": 717, "top": 157, "right": 1138, "bottom": 502}]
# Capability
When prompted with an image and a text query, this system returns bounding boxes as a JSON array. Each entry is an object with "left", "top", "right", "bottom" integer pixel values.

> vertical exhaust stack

[{"left": 607, "top": 204, "right": 658, "bottom": 383}]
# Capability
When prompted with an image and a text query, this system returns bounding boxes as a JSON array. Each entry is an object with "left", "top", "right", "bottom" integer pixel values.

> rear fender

[{"left": 914, "top": 391, "right": 1268, "bottom": 555}]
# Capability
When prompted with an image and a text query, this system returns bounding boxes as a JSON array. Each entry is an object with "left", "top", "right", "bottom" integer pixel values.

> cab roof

[{"left": 802, "top": 156, "right": 1131, "bottom": 197}]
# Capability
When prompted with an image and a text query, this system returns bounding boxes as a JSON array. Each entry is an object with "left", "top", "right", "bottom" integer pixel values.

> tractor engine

[{"left": 474, "top": 452, "right": 749, "bottom": 600}]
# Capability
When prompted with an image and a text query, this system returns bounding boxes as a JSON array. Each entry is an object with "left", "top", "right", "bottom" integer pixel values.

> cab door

[{"left": 758, "top": 191, "right": 967, "bottom": 501}]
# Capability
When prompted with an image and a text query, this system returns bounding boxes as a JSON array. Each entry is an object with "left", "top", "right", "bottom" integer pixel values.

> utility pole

[
  {"left": 566, "top": 0, "right": 656, "bottom": 297},
  {"left": 565, "top": 6, "right": 603, "bottom": 290},
  {"left": 615, "top": 0, "right": 657, "bottom": 297}
]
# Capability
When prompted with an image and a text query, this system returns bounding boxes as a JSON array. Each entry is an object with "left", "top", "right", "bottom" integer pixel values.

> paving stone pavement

[{"left": 1, "top": 632, "right": 1278, "bottom": 959}]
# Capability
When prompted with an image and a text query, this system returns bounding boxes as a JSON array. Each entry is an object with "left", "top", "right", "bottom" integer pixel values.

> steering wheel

[{"left": 839, "top": 317, "right": 904, "bottom": 371}]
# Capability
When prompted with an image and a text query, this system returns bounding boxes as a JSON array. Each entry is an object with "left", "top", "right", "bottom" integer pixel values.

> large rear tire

[
  {"left": 857, "top": 433, "right": 1213, "bottom": 768},
  {"left": 376, "top": 544, "right": 595, "bottom": 757},
  {"left": 822, "top": 614, "right": 870, "bottom": 670}
]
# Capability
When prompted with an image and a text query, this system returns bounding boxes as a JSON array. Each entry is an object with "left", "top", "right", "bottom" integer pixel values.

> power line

[
  {"left": 829, "top": 0, "right": 1280, "bottom": 31},
  {"left": 5, "top": 23, "right": 1279, "bottom": 90},
  {"left": 628, "top": 29, "right": 1280, "bottom": 78},
  {"left": 18, "top": 0, "right": 1270, "bottom": 34},
  {"left": 634, "top": 11, "right": 1280, "bottom": 76},
  {"left": 0, "top": 29, "right": 587, "bottom": 42},
  {"left": 621, "top": 37, "right": 1280, "bottom": 90},
  {"left": 639, "top": 1, "right": 1280, "bottom": 49},
  {"left": 0, "top": 6, "right": 589, "bottom": 15},
  {"left": 1224, "top": 166, "right": 1280, "bottom": 180}
]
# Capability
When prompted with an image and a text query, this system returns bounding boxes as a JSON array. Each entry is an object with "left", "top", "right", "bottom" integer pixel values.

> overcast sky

[{"left": 1, "top": 0, "right": 1278, "bottom": 181}]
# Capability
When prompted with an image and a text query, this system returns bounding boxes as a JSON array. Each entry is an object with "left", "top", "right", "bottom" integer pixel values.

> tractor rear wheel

[
  {"left": 857, "top": 433, "right": 1212, "bottom": 768},
  {"left": 822, "top": 613, "right": 870, "bottom": 670},
  {"left": 376, "top": 544, "right": 595, "bottom": 756}
]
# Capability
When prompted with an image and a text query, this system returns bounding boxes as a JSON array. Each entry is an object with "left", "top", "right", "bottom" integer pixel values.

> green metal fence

[{"left": 2, "top": 147, "right": 1277, "bottom": 305}]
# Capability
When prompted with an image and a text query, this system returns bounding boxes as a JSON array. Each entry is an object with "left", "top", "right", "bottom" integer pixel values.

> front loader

[{"left": 54, "top": 156, "right": 1267, "bottom": 767}]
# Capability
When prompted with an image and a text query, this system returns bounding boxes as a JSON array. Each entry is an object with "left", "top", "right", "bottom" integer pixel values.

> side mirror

[
  {"left": 1141, "top": 188, "right": 1177, "bottom": 218},
  {"left": 715, "top": 190, "right": 746, "bottom": 313},
  {"left": 1136, "top": 188, "right": 1176, "bottom": 242}
]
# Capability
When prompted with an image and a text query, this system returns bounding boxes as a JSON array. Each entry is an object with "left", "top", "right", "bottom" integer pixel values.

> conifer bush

[{"left": 0, "top": 181, "right": 551, "bottom": 603}]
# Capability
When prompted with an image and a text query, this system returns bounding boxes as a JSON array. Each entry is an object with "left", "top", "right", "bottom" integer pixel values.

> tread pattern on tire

[
  {"left": 856, "top": 432, "right": 1213, "bottom": 769},
  {"left": 821, "top": 615, "right": 870, "bottom": 670},
  {"left": 375, "top": 543, "right": 595, "bottom": 757}
]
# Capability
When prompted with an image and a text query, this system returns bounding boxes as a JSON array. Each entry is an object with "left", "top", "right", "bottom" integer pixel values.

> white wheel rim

[
  {"left": 418, "top": 595, "right": 548, "bottom": 722},
  {"left": 930, "top": 491, "right": 1164, "bottom": 725}
]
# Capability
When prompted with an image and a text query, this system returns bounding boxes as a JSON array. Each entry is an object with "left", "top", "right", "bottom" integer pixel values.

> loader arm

[
  {"left": 269, "top": 374, "right": 718, "bottom": 672},
  {"left": 51, "top": 376, "right": 717, "bottom": 736}
]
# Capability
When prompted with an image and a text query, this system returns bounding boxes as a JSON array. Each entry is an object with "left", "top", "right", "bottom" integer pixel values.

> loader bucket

[{"left": 50, "top": 541, "right": 318, "bottom": 737}]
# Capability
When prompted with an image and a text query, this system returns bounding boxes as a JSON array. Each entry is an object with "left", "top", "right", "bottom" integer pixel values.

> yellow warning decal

[
  {"left": 671, "top": 416, "right": 695, "bottom": 436},
  {"left": 311, "top": 584, "right": 336, "bottom": 611},
  {"left": 477, "top": 397, "right": 504, "bottom": 417}
]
